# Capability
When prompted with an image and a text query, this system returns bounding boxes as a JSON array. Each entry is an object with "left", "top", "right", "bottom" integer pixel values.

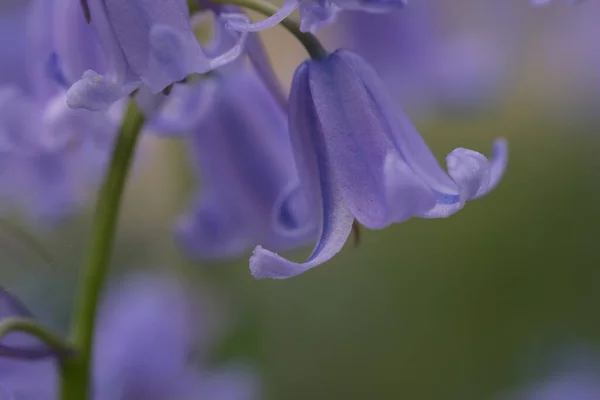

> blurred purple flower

[
  {"left": 250, "top": 49, "right": 507, "bottom": 279},
  {"left": 333, "top": 1, "right": 522, "bottom": 113},
  {"left": 153, "top": 19, "right": 315, "bottom": 260},
  {"left": 0, "top": 274, "right": 260, "bottom": 400},
  {"left": 500, "top": 354, "right": 600, "bottom": 400},
  {"left": 0, "top": 0, "right": 123, "bottom": 222},
  {"left": 67, "top": 0, "right": 250, "bottom": 110}
]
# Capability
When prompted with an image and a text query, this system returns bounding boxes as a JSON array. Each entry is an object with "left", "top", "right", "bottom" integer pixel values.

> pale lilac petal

[
  {"left": 208, "top": 14, "right": 251, "bottom": 70},
  {"left": 446, "top": 148, "right": 491, "bottom": 201},
  {"left": 337, "top": 49, "right": 460, "bottom": 196},
  {"left": 298, "top": 1, "right": 338, "bottom": 33},
  {"left": 94, "top": 274, "right": 195, "bottom": 399},
  {"left": 150, "top": 82, "right": 216, "bottom": 134},
  {"left": 67, "top": 70, "right": 134, "bottom": 111},
  {"left": 175, "top": 192, "right": 252, "bottom": 260},
  {"left": 383, "top": 152, "right": 437, "bottom": 223},
  {"left": 173, "top": 366, "right": 260, "bottom": 400},
  {"left": 250, "top": 63, "right": 354, "bottom": 280},
  {"left": 310, "top": 52, "right": 436, "bottom": 229},
  {"left": 176, "top": 70, "right": 314, "bottom": 260},
  {"left": 51, "top": 0, "right": 106, "bottom": 84},
  {"left": 473, "top": 138, "right": 508, "bottom": 199},
  {"left": 104, "top": 0, "right": 209, "bottom": 92},
  {"left": 226, "top": 0, "right": 299, "bottom": 32}
]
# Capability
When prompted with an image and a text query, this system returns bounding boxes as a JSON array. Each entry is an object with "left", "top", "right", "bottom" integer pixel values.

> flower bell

[
  {"left": 250, "top": 49, "right": 507, "bottom": 279},
  {"left": 67, "top": 0, "right": 250, "bottom": 111},
  {"left": 0, "top": 0, "right": 122, "bottom": 222},
  {"left": 152, "top": 17, "right": 314, "bottom": 259}
]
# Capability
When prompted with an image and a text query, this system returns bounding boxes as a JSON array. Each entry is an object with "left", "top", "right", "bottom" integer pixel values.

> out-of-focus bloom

[
  {"left": 226, "top": 0, "right": 406, "bottom": 34},
  {"left": 250, "top": 49, "right": 507, "bottom": 279},
  {"left": 0, "top": 5, "right": 29, "bottom": 90},
  {"left": 332, "top": 1, "right": 522, "bottom": 114},
  {"left": 0, "top": 274, "right": 260, "bottom": 400},
  {"left": 153, "top": 18, "right": 314, "bottom": 259},
  {"left": 67, "top": 0, "right": 250, "bottom": 111},
  {"left": 534, "top": 1, "right": 600, "bottom": 113},
  {"left": 0, "top": 0, "right": 122, "bottom": 222},
  {"left": 499, "top": 353, "right": 600, "bottom": 400}
]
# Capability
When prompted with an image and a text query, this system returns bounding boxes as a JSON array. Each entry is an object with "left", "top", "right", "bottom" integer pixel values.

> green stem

[
  {"left": 0, "top": 317, "right": 74, "bottom": 357},
  {"left": 209, "top": 0, "right": 328, "bottom": 60},
  {"left": 61, "top": 100, "right": 145, "bottom": 400}
]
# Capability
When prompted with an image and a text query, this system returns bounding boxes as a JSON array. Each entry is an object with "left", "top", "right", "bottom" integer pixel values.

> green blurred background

[{"left": 2, "top": 1, "right": 600, "bottom": 399}]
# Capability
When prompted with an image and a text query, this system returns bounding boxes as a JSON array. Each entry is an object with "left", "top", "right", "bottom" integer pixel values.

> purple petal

[
  {"left": 175, "top": 192, "right": 252, "bottom": 260},
  {"left": 150, "top": 82, "right": 216, "bottom": 134},
  {"left": 51, "top": 0, "right": 107, "bottom": 85},
  {"left": 473, "top": 138, "right": 508, "bottom": 199},
  {"left": 176, "top": 70, "right": 314, "bottom": 260},
  {"left": 94, "top": 274, "right": 195, "bottom": 399},
  {"left": 173, "top": 366, "right": 260, "bottom": 400},
  {"left": 250, "top": 63, "right": 354, "bottom": 280},
  {"left": 226, "top": 0, "right": 299, "bottom": 32},
  {"left": 338, "top": 49, "right": 459, "bottom": 196},
  {"left": 309, "top": 51, "right": 436, "bottom": 228}
]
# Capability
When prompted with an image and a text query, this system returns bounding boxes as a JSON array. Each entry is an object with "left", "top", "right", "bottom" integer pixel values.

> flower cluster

[{"left": 0, "top": 0, "right": 509, "bottom": 278}]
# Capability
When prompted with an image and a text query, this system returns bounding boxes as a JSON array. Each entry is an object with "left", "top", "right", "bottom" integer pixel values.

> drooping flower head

[
  {"left": 67, "top": 0, "right": 251, "bottom": 111},
  {"left": 251, "top": 49, "right": 507, "bottom": 279},
  {"left": 0, "top": 0, "right": 122, "bottom": 222},
  {"left": 152, "top": 16, "right": 314, "bottom": 259}
]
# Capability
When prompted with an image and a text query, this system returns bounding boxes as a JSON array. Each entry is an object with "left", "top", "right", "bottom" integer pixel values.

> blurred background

[{"left": 2, "top": 0, "right": 600, "bottom": 399}]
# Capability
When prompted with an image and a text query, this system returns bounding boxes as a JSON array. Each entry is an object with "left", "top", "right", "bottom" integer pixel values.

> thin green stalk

[
  {"left": 61, "top": 100, "right": 145, "bottom": 400},
  {"left": 0, "top": 317, "right": 74, "bottom": 358},
  {"left": 209, "top": 0, "right": 328, "bottom": 60}
]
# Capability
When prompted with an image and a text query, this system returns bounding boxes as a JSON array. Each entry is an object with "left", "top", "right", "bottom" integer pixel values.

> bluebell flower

[
  {"left": 499, "top": 352, "right": 600, "bottom": 400},
  {"left": 152, "top": 18, "right": 314, "bottom": 259},
  {"left": 250, "top": 49, "right": 507, "bottom": 279},
  {"left": 0, "top": 4, "right": 29, "bottom": 90},
  {"left": 226, "top": 0, "right": 406, "bottom": 34},
  {"left": 0, "top": 274, "right": 260, "bottom": 400},
  {"left": 0, "top": 0, "right": 123, "bottom": 222},
  {"left": 66, "top": 0, "right": 250, "bottom": 111},
  {"left": 333, "top": 1, "right": 522, "bottom": 113}
]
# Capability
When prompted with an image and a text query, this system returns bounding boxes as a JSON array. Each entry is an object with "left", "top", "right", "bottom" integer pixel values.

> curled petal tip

[
  {"left": 249, "top": 245, "right": 309, "bottom": 280},
  {"left": 446, "top": 147, "right": 491, "bottom": 201},
  {"left": 67, "top": 70, "right": 131, "bottom": 111},
  {"left": 225, "top": 0, "right": 299, "bottom": 32},
  {"left": 474, "top": 137, "right": 508, "bottom": 199}
]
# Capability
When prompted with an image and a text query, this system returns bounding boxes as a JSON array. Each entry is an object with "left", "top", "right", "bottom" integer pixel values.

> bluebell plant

[{"left": 0, "top": 0, "right": 560, "bottom": 397}]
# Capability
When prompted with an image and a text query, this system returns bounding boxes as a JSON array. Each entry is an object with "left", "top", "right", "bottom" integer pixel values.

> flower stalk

[{"left": 61, "top": 100, "right": 145, "bottom": 400}]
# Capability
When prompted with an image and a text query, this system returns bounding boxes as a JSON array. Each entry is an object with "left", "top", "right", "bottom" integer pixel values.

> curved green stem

[
  {"left": 209, "top": 0, "right": 328, "bottom": 60},
  {"left": 61, "top": 100, "right": 145, "bottom": 400},
  {"left": 0, "top": 317, "right": 74, "bottom": 358}
]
